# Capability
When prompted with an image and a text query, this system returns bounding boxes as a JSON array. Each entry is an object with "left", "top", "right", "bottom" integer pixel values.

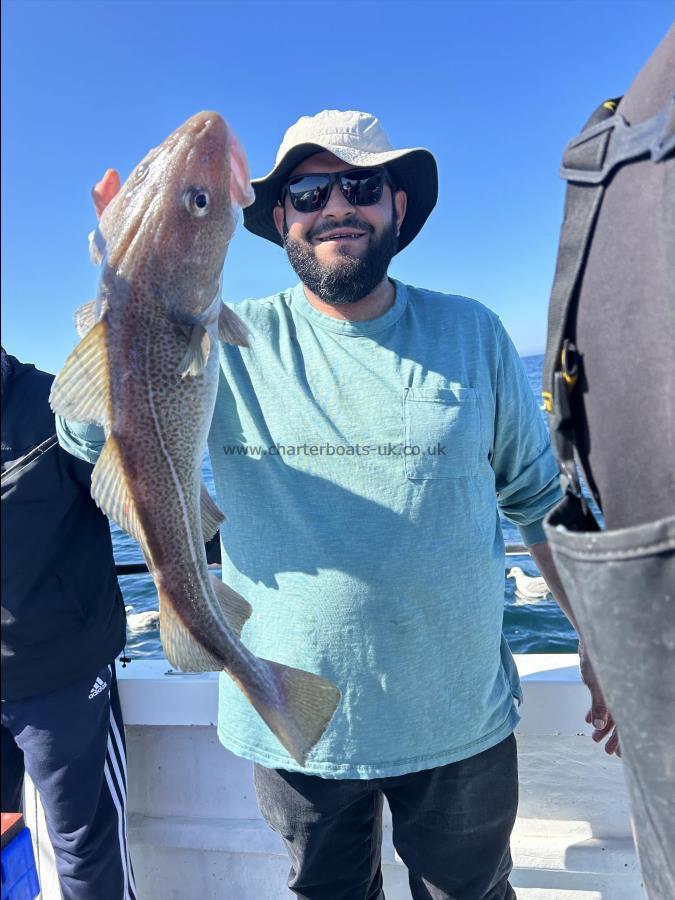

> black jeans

[{"left": 254, "top": 732, "right": 518, "bottom": 900}]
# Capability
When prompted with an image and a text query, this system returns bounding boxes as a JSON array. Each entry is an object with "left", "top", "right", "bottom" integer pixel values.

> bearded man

[{"left": 59, "top": 110, "right": 617, "bottom": 900}]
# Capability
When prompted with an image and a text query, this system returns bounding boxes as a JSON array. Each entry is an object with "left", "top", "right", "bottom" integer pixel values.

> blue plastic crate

[{"left": 1, "top": 828, "right": 39, "bottom": 900}]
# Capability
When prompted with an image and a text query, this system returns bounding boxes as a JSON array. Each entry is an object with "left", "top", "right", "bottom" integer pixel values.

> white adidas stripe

[
  {"left": 110, "top": 665, "right": 137, "bottom": 899},
  {"left": 107, "top": 732, "right": 136, "bottom": 898},
  {"left": 108, "top": 707, "right": 137, "bottom": 897},
  {"left": 103, "top": 665, "right": 137, "bottom": 900},
  {"left": 104, "top": 754, "right": 132, "bottom": 900}
]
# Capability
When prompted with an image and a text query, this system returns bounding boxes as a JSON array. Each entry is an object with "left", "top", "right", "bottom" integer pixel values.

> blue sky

[{"left": 2, "top": 0, "right": 672, "bottom": 372}]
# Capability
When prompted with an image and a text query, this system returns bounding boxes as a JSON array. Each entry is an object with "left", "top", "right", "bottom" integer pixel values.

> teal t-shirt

[{"left": 57, "top": 280, "right": 561, "bottom": 778}]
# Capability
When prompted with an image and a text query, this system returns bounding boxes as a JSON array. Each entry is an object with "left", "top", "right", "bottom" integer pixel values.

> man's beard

[{"left": 283, "top": 213, "right": 398, "bottom": 305}]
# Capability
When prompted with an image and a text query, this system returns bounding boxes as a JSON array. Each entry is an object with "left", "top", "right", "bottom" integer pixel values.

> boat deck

[{"left": 25, "top": 655, "right": 645, "bottom": 899}]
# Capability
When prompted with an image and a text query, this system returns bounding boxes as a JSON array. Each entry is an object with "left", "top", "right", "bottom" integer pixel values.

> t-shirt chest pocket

[{"left": 403, "top": 387, "right": 481, "bottom": 479}]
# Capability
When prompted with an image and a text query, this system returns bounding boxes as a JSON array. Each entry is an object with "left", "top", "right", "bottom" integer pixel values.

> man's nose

[{"left": 321, "top": 179, "right": 354, "bottom": 216}]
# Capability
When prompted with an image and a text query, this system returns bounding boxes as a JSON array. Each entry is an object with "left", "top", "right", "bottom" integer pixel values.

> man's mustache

[{"left": 308, "top": 218, "right": 374, "bottom": 241}]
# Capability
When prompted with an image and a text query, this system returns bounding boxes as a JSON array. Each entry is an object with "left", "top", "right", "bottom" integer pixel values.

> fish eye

[
  {"left": 184, "top": 189, "right": 211, "bottom": 217},
  {"left": 135, "top": 164, "right": 149, "bottom": 182}
]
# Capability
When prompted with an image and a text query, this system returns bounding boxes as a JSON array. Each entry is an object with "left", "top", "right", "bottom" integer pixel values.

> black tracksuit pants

[{"left": 1, "top": 663, "right": 136, "bottom": 900}]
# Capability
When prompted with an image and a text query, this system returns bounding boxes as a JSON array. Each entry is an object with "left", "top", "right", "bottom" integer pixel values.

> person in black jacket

[{"left": 1, "top": 348, "right": 136, "bottom": 900}]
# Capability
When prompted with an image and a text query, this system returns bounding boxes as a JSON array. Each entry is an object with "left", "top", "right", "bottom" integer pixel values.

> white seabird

[
  {"left": 125, "top": 606, "right": 161, "bottom": 631},
  {"left": 507, "top": 566, "right": 552, "bottom": 600}
]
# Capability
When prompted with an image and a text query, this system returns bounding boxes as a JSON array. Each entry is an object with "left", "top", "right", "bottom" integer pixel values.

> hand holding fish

[
  {"left": 51, "top": 112, "right": 340, "bottom": 765},
  {"left": 92, "top": 169, "right": 121, "bottom": 219}
]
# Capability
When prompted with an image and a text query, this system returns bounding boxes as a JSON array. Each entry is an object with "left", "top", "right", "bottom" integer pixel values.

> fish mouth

[{"left": 180, "top": 110, "right": 227, "bottom": 139}]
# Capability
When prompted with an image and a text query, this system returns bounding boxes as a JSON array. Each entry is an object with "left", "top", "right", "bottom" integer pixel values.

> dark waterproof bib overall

[{"left": 542, "top": 27, "right": 675, "bottom": 900}]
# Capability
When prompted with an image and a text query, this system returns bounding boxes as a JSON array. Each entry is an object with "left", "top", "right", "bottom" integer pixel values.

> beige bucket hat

[{"left": 243, "top": 109, "right": 438, "bottom": 254}]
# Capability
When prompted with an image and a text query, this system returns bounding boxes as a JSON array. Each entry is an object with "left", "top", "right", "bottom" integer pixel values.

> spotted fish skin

[{"left": 50, "top": 112, "right": 340, "bottom": 765}]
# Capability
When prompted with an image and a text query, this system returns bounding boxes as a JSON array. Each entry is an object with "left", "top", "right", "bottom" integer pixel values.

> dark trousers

[
  {"left": 254, "top": 732, "right": 518, "bottom": 900},
  {"left": 1, "top": 663, "right": 137, "bottom": 900}
]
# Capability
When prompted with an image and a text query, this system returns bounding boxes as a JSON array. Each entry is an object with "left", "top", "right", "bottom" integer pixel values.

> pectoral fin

[
  {"left": 200, "top": 483, "right": 226, "bottom": 541},
  {"left": 218, "top": 303, "right": 249, "bottom": 347},
  {"left": 177, "top": 324, "right": 211, "bottom": 377},
  {"left": 49, "top": 319, "right": 110, "bottom": 425}
]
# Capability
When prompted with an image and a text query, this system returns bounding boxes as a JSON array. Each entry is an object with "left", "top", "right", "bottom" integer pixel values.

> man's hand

[
  {"left": 579, "top": 643, "right": 621, "bottom": 757},
  {"left": 529, "top": 541, "right": 621, "bottom": 757},
  {"left": 92, "top": 169, "right": 121, "bottom": 219}
]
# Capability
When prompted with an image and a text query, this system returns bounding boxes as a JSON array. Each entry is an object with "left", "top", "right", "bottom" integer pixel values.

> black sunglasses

[{"left": 281, "top": 168, "right": 394, "bottom": 213}]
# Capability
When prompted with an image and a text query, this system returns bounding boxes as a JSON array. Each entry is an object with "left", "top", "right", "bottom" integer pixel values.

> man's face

[{"left": 273, "top": 151, "right": 407, "bottom": 305}]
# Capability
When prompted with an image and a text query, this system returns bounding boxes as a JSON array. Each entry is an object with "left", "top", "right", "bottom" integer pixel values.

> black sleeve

[
  {"left": 61, "top": 445, "right": 96, "bottom": 492},
  {"left": 205, "top": 533, "right": 222, "bottom": 565}
]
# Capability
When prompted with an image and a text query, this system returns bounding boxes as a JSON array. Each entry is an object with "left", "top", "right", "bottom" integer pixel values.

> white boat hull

[{"left": 25, "top": 655, "right": 645, "bottom": 899}]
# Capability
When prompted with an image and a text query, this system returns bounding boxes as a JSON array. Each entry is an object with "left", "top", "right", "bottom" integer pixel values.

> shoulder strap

[{"left": 543, "top": 93, "right": 675, "bottom": 507}]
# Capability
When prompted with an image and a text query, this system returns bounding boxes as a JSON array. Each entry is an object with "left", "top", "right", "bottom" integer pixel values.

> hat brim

[{"left": 242, "top": 142, "right": 438, "bottom": 254}]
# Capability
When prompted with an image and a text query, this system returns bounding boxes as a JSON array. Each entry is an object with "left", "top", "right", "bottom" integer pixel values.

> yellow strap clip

[
  {"left": 541, "top": 391, "right": 553, "bottom": 413},
  {"left": 561, "top": 343, "right": 579, "bottom": 390}
]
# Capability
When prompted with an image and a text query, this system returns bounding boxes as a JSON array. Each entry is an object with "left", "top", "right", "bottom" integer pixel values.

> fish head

[{"left": 98, "top": 111, "right": 254, "bottom": 320}]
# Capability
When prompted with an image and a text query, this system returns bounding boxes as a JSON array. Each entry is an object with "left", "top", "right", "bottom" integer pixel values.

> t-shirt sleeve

[
  {"left": 55, "top": 415, "right": 106, "bottom": 466},
  {"left": 490, "top": 321, "right": 562, "bottom": 545}
]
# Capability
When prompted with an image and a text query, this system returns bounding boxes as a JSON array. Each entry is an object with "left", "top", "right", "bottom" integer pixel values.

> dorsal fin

[{"left": 49, "top": 319, "right": 110, "bottom": 425}]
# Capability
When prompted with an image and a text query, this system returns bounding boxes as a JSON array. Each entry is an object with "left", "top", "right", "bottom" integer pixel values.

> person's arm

[
  {"left": 529, "top": 541, "right": 620, "bottom": 756},
  {"left": 55, "top": 415, "right": 106, "bottom": 466},
  {"left": 489, "top": 319, "right": 562, "bottom": 546},
  {"left": 489, "top": 319, "right": 620, "bottom": 755}
]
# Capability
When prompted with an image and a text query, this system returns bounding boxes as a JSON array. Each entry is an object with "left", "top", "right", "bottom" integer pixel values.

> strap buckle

[
  {"left": 549, "top": 341, "right": 587, "bottom": 512},
  {"left": 560, "top": 93, "right": 675, "bottom": 185}
]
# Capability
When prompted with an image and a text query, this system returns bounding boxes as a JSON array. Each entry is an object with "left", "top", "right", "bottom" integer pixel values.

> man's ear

[
  {"left": 394, "top": 190, "right": 407, "bottom": 237},
  {"left": 272, "top": 203, "right": 285, "bottom": 238}
]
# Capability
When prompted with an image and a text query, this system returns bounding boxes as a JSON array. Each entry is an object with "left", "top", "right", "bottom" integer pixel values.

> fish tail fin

[{"left": 233, "top": 659, "right": 341, "bottom": 766}]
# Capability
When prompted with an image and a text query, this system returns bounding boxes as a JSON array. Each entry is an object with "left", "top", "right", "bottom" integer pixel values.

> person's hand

[
  {"left": 579, "top": 643, "right": 621, "bottom": 756},
  {"left": 92, "top": 169, "right": 121, "bottom": 219}
]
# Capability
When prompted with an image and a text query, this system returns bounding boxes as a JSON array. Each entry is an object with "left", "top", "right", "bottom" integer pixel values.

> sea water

[{"left": 114, "top": 353, "right": 579, "bottom": 659}]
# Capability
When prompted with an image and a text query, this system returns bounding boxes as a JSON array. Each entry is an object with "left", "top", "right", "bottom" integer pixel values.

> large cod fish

[{"left": 50, "top": 111, "right": 340, "bottom": 765}]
